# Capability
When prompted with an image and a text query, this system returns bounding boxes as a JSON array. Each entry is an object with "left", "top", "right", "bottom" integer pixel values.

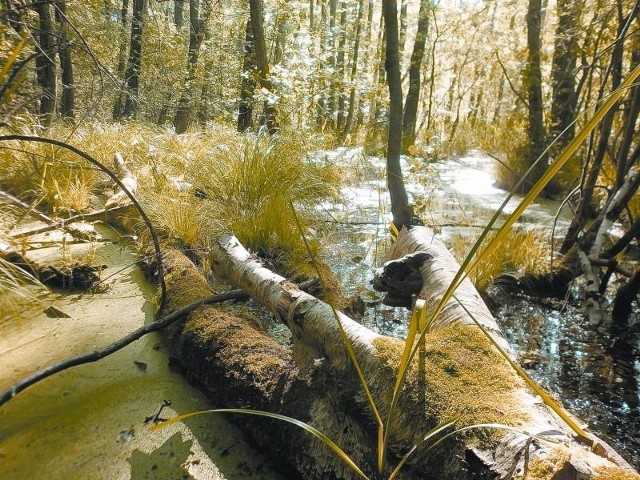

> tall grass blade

[
  {"left": 388, "top": 419, "right": 456, "bottom": 480},
  {"left": 392, "top": 299, "right": 425, "bottom": 395},
  {"left": 150, "top": 408, "right": 369, "bottom": 480},
  {"left": 0, "top": 33, "right": 27, "bottom": 86},
  {"left": 289, "top": 202, "right": 385, "bottom": 470},
  {"left": 453, "top": 295, "right": 592, "bottom": 444},
  {"left": 381, "top": 300, "right": 427, "bottom": 471}
]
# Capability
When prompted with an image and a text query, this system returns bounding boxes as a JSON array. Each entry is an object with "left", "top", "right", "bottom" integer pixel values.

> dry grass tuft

[
  {"left": 450, "top": 228, "right": 552, "bottom": 291},
  {"left": 0, "top": 255, "right": 47, "bottom": 324}
]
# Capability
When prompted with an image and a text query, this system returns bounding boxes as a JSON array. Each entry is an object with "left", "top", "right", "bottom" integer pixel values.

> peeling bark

[{"left": 204, "top": 230, "right": 637, "bottom": 478}]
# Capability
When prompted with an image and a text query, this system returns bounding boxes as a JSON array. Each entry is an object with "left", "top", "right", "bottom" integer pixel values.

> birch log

[{"left": 208, "top": 231, "right": 638, "bottom": 479}]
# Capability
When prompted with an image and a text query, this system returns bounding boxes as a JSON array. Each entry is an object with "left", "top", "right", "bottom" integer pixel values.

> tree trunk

[
  {"left": 335, "top": 0, "right": 348, "bottom": 132},
  {"left": 382, "top": 0, "right": 411, "bottom": 229},
  {"left": 237, "top": 17, "right": 257, "bottom": 132},
  {"left": 326, "top": 0, "right": 338, "bottom": 129},
  {"left": 54, "top": 1, "right": 74, "bottom": 120},
  {"left": 548, "top": 0, "right": 581, "bottom": 158},
  {"left": 249, "top": 0, "right": 279, "bottom": 134},
  {"left": 32, "top": 1, "right": 57, "bottom": 127},
  {"left": 112, "top": 0, "right": 130, "bottom": 120},
  {"left": 341, "top": 0, "right": 364, "bottom": 141},
  {"left": 314, "top": 0, "right": 328, "bottom": 128},
  {"left": 524, "top": 0, "right": 548, "bottom": 192},
  {"left": 398, "top": 0, "right": 408, "bottom": 57},
  {"left": 369, "top": 8, "right": 386, "bottom": 136},
  {"left": 173, "top": 0, "right": 209, "bottom": 134},
  {"left": 198, "top": 230, "right": 638, "bottom": 479},
  {"left": 174, "top": 0, "right": 184, "bottom": 29},
  {"left": 122, "top": 0, "right": 145, "bottom": 119},
  {"left": 401, "top": 0, "right": 430, "bottom": 152},
  {"left": 355, "top": 0, "right": 375, "bottom": 131}
]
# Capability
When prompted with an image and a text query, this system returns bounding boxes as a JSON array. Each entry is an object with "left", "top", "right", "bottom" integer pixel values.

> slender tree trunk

[
  {"left": 355, "top": 0, "right": 374, "bottom": 130},
  {"left": 32, "top": 1, "right": 57, "bottom": 127},
  {"left": 399, "top": 0, "right": 408, "bottom": 56},
  {"left": 549, "top": 0, "right": 581, "bottom": 158},
  {"left": 326, "top": 0, "right": 338, "bottom": 128},
  {"left": 524, "top": 0, "right": 548, "bottom": 192},
  {"left": 197, "top": 26, "right": 213, "bottom": 125},
  {"left": 369, "top": 8, "right": 386, "bottom": 135},
  {"left": 122, "top": 0, "right": 145, "bottom": 119},
  {"left": 335, "top": 0, "right": 348, "bottom": 131},
  {"left": 341, "top": 0, "right": 364, "bottom": 141},
  {"left": 401, "top": 0, "right": 430, "bottom": 152},
  {"left": 113, "top": 0, "right": 130, "bottom": 120},
  {"left": 174, "top": 0, "right": 184, "bottom": 29},
  {"left": 382, "top": 0, "right": 411, "bottom": 229},
  {"left": 249, "top": 0, "right": 279, "bottom": 134},
  {"left": 174, "top": 0, "right": 209, "bottom": 133},
  {"left": 54, "top": 1, "right": 74, "bottom": 120},
  {"left": 315, "top": 0, "right": 328, "bottom": 127},
  {"left": 237, "top": 17, "right": 257, "bottom": 132}
]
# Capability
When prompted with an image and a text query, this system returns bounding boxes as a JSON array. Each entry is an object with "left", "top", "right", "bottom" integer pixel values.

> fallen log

[
  {"left": 1, "top": 189, "right": 96, "bottom": 241},
  {"left": 158, "top": 250, "right": 380, "bottom": 479},
  {"left": 204, "top": 229, "right": 638, "bottom": 479}
]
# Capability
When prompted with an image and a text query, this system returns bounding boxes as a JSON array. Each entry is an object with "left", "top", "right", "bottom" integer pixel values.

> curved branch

[
  {"left": 0, "top": 134, "right": 167, "bottom": 311},
  {"left": 0, "top": 276, "right": 318, "bottom": 408},
  {"left": 0, "top": 289, "right": 247, "bottom": 408}
]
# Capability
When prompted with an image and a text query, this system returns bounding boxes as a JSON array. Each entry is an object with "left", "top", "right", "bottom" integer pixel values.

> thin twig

[
  {"left": 11, "top": 205, "right": 132, "bottom": 239},
  {"left": 0, "top": 277, "right": 318, "bottom": 408},
  {"left": 494, "top": 51, "right": 528, "bottom": 108}
]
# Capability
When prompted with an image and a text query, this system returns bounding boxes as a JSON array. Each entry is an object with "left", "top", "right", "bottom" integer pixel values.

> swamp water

[
  {"left": 0, "top": 235, "right": 286, "bottom": 480},
  {"left": 318, "top": 148, "right": 640, "bottom": 469}
]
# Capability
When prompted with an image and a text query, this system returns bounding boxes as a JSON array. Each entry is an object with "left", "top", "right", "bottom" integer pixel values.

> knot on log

[{"left": 372, "top": 252, "right": 431, "bottom": 308}]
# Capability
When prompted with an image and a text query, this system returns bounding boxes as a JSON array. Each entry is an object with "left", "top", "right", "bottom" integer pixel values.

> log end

[{"left": 372, "top": 251, "right": 431, "bottom": 308}]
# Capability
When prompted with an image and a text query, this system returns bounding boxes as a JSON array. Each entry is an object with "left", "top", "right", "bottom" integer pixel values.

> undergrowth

[{"left": 450, "top": 227, "right": 552, "bottom": 292}]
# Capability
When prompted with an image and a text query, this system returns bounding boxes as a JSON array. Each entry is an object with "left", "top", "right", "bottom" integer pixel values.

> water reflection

[
  {"left": 318, "top": 148, "right": 640, "bottom": 469},
  {"left": 497, "top": 298, "right": 640, "bottom": 467}
]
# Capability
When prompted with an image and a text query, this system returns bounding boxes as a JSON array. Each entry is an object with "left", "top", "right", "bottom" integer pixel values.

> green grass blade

[
  {"left": 382, "top": 300, "right": 426, "bottom": 471},
  {"left": 426, "top": 423, "right": 557, "bottom": 451},
  {"left": 388, "top": 419, "right": 457, "bottom": 480},
  {"left": 453, "top": 295, "right": 592, "bottom": 444},
  {"left": 0, "top": 33, "right": 27, "bottom": 86},
  {"left": 289, "top": 201, "right": 384, "bottom": 471},
  {"left": 151, "top": 408, "right": 370, "bottom": 480},
  {"left": 390, "top": 421, "right": 559, "bottom": 479},
  {"left": 392, "top": 299, "right": 424, "bottom": 396}
]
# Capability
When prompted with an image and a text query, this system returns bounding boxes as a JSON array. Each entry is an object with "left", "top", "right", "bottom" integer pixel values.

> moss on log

[{"left": 156, "top": 227, "right": 638, "bottom": 479}]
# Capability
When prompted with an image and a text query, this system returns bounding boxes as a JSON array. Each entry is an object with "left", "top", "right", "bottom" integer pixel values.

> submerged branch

[{"left": 0, "top": 277, "right": 318, "bottom": 408}]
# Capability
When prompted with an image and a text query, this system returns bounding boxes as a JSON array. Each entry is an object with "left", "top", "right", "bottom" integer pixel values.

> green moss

[
  {"left": 161, "top": 250, "right": 213, "bottom": 315},
  {"left": 185, "top": 306, "right": 294, "bottom": 395},
  {"left": 373, "top": 324, "right": 530, "bottom": 439},
  {"left": 593, "top": 466, "right": 640, "bottom": 480}
]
